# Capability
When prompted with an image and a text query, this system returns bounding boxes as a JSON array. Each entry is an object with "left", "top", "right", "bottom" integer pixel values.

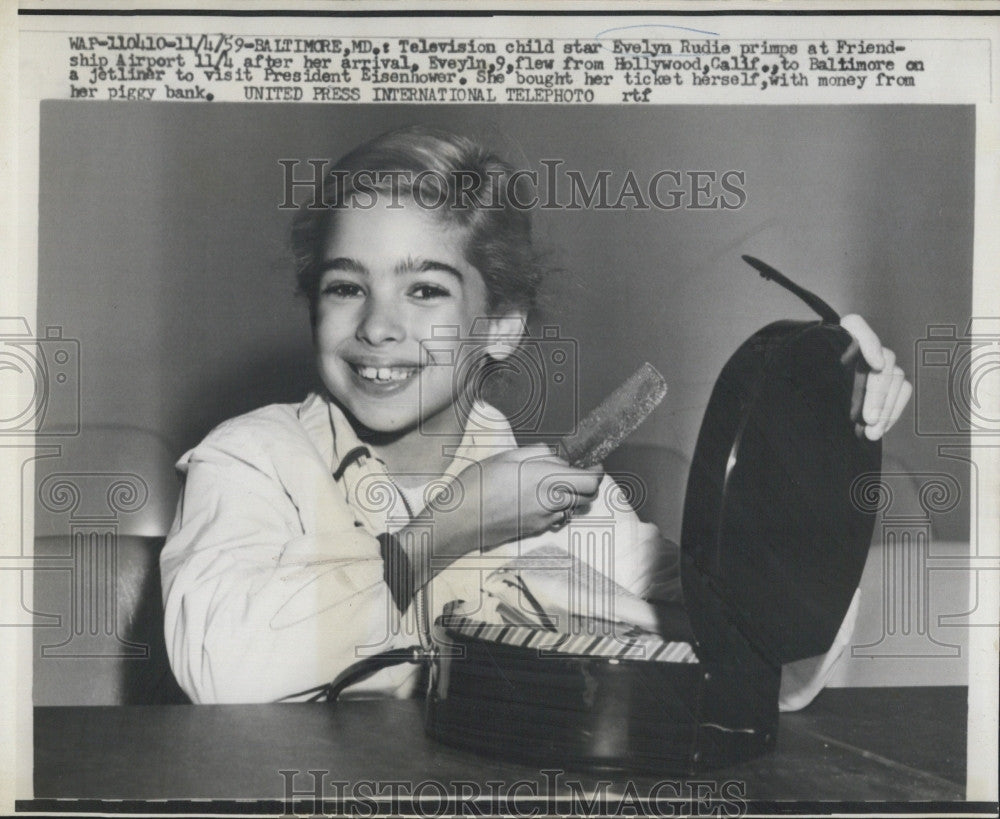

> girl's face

[{"left": 314, "top": 200, "right": 503, "bottom": 439}]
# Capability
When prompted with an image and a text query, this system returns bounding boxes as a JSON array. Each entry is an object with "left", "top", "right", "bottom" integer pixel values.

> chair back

[{"left": 33, "top": 425, "right": 187, "bottom": 704}]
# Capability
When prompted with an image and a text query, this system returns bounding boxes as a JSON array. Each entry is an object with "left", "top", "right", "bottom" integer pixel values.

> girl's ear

[{"left": 484, "top": 311, "right": 527, "bottom": 361}]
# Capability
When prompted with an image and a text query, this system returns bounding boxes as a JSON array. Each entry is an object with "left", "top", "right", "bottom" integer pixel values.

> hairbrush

[{"left": 558, "top": 363, "right": 668, "bottom": 468}]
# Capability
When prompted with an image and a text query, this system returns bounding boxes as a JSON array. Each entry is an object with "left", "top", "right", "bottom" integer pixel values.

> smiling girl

[{"left": 160, "top": 126, "right": 910, "bottom": 704}]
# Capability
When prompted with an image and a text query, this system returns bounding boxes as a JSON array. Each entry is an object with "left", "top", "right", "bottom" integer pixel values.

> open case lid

[{"left": 680, "top": 316, "right": 882, "bottom": 668}]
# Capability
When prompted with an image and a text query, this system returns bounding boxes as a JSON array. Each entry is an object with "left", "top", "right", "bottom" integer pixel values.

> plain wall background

[{"left": 36, "top": 103, "right": 973, "bottom": 541}]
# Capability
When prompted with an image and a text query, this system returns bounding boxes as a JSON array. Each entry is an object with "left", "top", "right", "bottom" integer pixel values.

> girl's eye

[
  {"left": 321, "top": 281, "right": 364, "bottom": 299},
  {"left": 410, "top": 283, "right": 451, "bottom": 300}
]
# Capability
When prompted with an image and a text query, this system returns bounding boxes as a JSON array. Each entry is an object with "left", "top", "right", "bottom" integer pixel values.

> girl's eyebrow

[
  {"left": 317, "top": 257, "right": 366, "bottom": 276},
  {"left": 394, "top": 255, "right": 465, "bottom": 282},
  {"left": 316, "top": 256, "right": 464, "bottom": 282}
]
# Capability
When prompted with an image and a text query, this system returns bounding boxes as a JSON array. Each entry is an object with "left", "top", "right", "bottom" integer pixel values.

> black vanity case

[{"left": 425, "top": 319, "right": 882, "bottom": 774}]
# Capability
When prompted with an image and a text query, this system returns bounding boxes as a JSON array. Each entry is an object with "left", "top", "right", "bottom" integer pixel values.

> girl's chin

[
  {"left": 347, "top": 406, "right": 422, "bottom": 436},
  {"left": 354, "top": 402, "right": 468, "bottom": 442},
  {"left": 322, "top": 379, "right": 471, "bottom": 440}
]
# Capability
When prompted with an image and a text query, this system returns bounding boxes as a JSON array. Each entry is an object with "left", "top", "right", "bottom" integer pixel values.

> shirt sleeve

[{"left": 160, "top": 428, "right": 410, "bottom": 704}]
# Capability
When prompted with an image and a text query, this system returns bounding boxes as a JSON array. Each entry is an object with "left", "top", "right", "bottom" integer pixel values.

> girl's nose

[{"left": 356, "top": 296, "right": 405, "bottom": 345}]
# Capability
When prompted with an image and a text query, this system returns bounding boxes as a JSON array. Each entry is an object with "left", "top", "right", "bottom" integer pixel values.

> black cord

[{"left": 278, "top": 646, "right": 429, "bottom": 703}]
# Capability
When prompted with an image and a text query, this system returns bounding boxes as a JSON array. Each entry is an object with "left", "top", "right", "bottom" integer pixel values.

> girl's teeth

[{"left": 356, "top": 365, "right": 415, "bottom": 382}]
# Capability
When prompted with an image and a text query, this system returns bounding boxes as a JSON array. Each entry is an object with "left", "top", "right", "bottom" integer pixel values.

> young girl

[{"left": 159, "top": 126, "right": 911, "bottom": 705}]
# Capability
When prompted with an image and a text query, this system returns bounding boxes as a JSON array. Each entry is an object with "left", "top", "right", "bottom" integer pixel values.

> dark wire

[{"left": 278, "top": 646, "right": 429, "bottom": 703}]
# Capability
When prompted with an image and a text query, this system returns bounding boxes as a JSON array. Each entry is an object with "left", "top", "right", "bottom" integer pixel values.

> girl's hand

[
  {"left": 420, "top": 444, "right": 603, "bottom": 563},
  {"left": 841, "top": 314, "right": 913, "bottom": 441}
]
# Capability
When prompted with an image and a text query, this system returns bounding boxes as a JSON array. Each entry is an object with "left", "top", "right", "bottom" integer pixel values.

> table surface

[{"left": 31, "top": 687, "right": 967, "bottom": 805}]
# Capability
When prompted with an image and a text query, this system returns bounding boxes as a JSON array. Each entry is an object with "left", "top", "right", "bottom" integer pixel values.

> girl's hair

[{"left": 292, "top": 126, "right": 547, "bottom": 322}]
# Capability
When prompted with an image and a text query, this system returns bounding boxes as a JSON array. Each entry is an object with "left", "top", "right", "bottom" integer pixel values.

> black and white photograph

[{"left": 3, "top": 6, "right": 998, "bottom": 817}]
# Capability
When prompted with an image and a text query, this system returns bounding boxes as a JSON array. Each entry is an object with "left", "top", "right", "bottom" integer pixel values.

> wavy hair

[{"left": 291, "top": 126, "right": 548, "bottom": 323}]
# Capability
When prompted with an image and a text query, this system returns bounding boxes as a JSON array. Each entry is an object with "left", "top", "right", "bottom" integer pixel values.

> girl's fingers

[
  {"left": 551, "top": 494, "right": 598, "bottom": 528},
  {"left": 842, "top": 314, "right": 886, "bottom": 371},
  {"left": 536, "top": 470, "right": 602, "bottom": 512},
  {"left": 863, "top": 347, "right": 896, "bottom": 426},
  {"left": 865, "top": 363, "right": 901, "bottom": 439},
  {"left": 550, "top": 471, "right": 602, "bottom": 497},
  {"left": 574, "top": 478, "right": 602, "bottom": 502},
  {"left": 865, "top": 366, "right": 912, "bottom": 440},
  {"left": 877, "top": 366, "right": 907, "bottom": 431},
  {"left": 879, "top": 376, "right": 913, "bottom": 439},
  {"left": 513, "top": 443, "right": 565, "bottom": 462}
]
